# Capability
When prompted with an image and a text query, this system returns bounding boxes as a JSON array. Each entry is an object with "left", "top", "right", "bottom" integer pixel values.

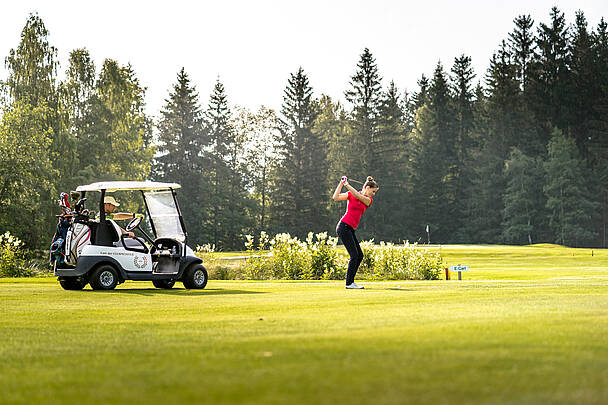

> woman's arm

[
  {"left": 344, "top": 183, "right": 372, "bottom": 206},
  {"left": 332, "top": 179, "right": 348, "bottom": 201}
]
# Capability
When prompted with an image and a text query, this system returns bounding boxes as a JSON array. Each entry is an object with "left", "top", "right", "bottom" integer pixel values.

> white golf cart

[{"left": 53, "top": 181, "right": 208, "bottom": 291}]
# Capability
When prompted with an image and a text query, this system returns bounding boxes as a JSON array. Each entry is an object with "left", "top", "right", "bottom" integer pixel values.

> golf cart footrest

[{"left": 153, "top": 256, "right": 179, "bottom": 274}]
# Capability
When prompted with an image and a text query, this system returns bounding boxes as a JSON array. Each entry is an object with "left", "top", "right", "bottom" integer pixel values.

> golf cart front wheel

[
  {"left": 182, "top": 264, "right": 208, "bottom": 289},
  {"left": 89, "top": 265, "right": 119, "bottom": 290},
  {"left": 152, "top": 279, "right": 175, "bottom": 289},
  {"left": 59, "top": 276, "right": 88, "bottom": 290}
]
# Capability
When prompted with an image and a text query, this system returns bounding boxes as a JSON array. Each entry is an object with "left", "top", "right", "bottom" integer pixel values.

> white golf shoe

[{"left": 346, "top": 282, "right": 364, "bottom": 289}]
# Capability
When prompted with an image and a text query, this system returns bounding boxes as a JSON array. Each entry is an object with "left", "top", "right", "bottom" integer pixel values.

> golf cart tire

[
  {"left": 152, "top": 279, "right": 175, "bottom": 289},
  {"left": 182, "top": 264, "right": 208, "bottom": 289},
  {"left": 59, "top": 276, "right": 88, "bottom": 290},
  {"left": 89, "top": 264, "right": 119, "bottom": 290}
]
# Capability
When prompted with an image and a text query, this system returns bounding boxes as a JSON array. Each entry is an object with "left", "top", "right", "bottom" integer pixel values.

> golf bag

[
  {"left": 50, "top": 216, "right": 71, "bottom": 267},
  {"left": 49, "top": 192, "right": 92, "bottom": 268}
]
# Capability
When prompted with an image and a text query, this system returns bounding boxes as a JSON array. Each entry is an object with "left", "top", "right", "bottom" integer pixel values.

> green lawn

[{"left": 1, "top": 244, "right": 607, "bottom": 404}]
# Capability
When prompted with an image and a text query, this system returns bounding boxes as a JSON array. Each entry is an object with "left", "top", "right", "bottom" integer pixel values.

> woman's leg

[{"left": 336, "top": 222, "right": 362, "bottom": 285}]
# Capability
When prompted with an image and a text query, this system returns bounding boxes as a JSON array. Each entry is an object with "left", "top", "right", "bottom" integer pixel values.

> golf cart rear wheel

[
  {"left": 182, "top": 264, "right": 208, "bottom": 289},
  {"left": 89, "top": 265, "right": 119, "bottom": 290},
  {"left": 152, "top": 279, "right": 175, "bottom": 289},
  {"left": 59, "top": 276, "right": 88, "bottom": 290}
]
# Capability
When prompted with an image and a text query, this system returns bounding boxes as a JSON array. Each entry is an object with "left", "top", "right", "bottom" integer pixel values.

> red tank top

[{"left": 340, "top": 192, "right": 372, "bottom": 229}]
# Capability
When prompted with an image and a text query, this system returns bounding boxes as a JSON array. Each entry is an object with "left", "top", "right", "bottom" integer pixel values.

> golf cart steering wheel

[{"left": 126, "top": 216, "right": 142, "bottom": 232}]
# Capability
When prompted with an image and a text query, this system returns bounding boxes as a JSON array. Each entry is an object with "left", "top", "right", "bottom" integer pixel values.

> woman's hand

[{"left": 333, "top": 177, "right": 349, "bottom": 201}]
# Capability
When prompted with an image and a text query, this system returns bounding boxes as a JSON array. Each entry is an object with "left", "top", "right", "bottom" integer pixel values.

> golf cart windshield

[{"left": 144, "top": 190, "right": 185, "bottom": 242}]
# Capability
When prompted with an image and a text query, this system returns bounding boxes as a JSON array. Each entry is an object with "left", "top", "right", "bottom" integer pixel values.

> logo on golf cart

[{"left": 134, "top": 256, "right": 148, "bottom": 269}]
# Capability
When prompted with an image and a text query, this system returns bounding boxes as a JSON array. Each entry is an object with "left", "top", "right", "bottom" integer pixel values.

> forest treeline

[{"left": 1, "top": 7, "right": 608, "bottom": 250}]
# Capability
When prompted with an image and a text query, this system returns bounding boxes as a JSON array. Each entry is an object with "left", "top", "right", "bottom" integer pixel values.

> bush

[
  {"left": 359, "top": 241, "right": 443, "bottom": 280},
  {"left": 241, "top": 233, "right": 442, "bottom": 281},
  {"left": 0, "top": 231, "right": 32, "bottom": 277},
  {"left": 243, "top": 232, "right": 343, "bottom": 280},
  {"left": 194, "top": 243, "right": 241, "bottom": 280}
]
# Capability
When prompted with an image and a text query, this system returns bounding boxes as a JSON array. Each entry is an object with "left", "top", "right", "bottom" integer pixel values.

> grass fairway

[{"left": 1, "top": 245, "right": 608, "bottom": 404}]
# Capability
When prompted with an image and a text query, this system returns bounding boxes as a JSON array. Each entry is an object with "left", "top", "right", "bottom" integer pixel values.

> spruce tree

[
  {"left": 315, "top": 95, "right": 354, "bottom": 232},
  {"left": 502, "top": 148, "right": 545, "bottom": 244},
  {"left": 411, "top": 74, "right": 429, "bottom": 110},
  {"left": 204, "top": 79, "right": 238, "bottom": 249},
  {"left": 153, "top": 68, "right": 207, "bottom": 245},
  {"left": 373, "top": 81, "right": 409, "bottom": 240},
  {"left": 270, "top": 67, "right": 321, "bottom": 238},
  {"left": 531, "top": 7, "right": 571, "bottom": 140},
  {"left": 409, "top": 62, "right": 459, "bottom": 242},
  {"left": 569, "top": 11, "right": 599, "bottom": 158},
  {"left": 450, "top": 55, "right": 477, "bottom": 241},
  {"left": 467, "top": 43, "right": 519, "bottom": 243},
  {"left": 509, "top": 14, "right": 536, "bottom": 93},
  {"left": 544, "top": 130, "right": 598, "bottom": 246},
  {"left": 588, "top": 18, "right": 608, "bottom": 246},
  {"left": 345, "top": 48, "right": 383, "bottom": 178}
]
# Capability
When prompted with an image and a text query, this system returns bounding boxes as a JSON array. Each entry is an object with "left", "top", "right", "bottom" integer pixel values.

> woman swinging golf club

[{"left": 332, "top": 175, "right": 379, "bottom": 289}]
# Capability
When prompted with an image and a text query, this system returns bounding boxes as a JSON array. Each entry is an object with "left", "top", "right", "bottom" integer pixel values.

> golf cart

[{"left": 51, "top": 181, "right": 207, "bottom": 291}]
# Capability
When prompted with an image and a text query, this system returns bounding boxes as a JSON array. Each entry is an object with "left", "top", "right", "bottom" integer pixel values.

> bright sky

[{"left": 1, "top": 1, "right": 606, "bottom": 118}]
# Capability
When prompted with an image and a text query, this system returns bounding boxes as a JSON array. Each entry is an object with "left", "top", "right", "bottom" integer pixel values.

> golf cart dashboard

[{"left": 150, "top": 238, "right": 182, "bottom": 258}]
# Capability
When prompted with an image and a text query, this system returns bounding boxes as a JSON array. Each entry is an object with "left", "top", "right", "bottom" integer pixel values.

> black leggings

[{"left": 336, "top": 221, "right": 363, "bottom": 285}]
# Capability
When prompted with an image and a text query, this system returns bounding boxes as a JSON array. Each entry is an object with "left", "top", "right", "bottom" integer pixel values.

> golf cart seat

[{"left": 114, "top": 237, "right": 148, "bottom": 249}]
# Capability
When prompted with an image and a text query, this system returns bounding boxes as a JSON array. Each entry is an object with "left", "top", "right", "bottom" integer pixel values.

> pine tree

[
  {"left": 153, "top": 68, "right": 208, "bottom": 245},
  {"left": 345, "top": 48, "right": 383, "bottom": 178},
  {"left": 270, "top": 67, "right": 322, "bottom": 238},
  {"left": 373, "top": 81, "right": 409, "bottom": 240},
  {"left": 409, "top": 61, "right": 459, "bottom": 242},
  {"left": 450, "top": 55, "right": 477, "bottom": 241},
  {"left": 569, "top": 11, "right": 599, "bottom": 158},
  {"left": 411, "top": 74, "right": 429, "bottom": 110},
  {"left": 467, "top": 42, "right": 519, "bottom": 243},
  {"left": 544, "top": 129, "right": 598, "bottom": 246},
  {"left": 502, "top": 148, "right": 545, "bottom": 244},
  {"left": 509, "top": 14, "right": 536, "bottom": 93},
  {"left": 204, "top": 79, "right": 237, "bottom": 248},
  {"left": 588, "top": 18, "right": 608, "bottom": 246},
  {"left": 450, "top": 55, "right": 476, "bottom": 165},
  {"left": 531, "top": 7, "right": 571, "bottom": 139},
  {"left": 507, "top": 14, "right": 541, "bottom": 155},
  {"left": 315, "top": 95, "right": 354, "bottom": 232}
]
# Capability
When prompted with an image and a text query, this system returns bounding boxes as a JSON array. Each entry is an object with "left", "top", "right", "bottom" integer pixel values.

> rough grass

[{"left": 1, "top": 244, "right": 607, "bottom": 404}]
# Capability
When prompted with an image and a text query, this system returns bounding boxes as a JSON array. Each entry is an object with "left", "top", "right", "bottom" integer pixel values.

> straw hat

[{"left": 103, "top": 196, "right": 120, "bottom": 207}]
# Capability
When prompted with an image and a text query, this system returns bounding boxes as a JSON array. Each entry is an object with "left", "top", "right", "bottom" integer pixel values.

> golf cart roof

[{"left": 76, "top": 181, "right": 182, "bottom": 192}]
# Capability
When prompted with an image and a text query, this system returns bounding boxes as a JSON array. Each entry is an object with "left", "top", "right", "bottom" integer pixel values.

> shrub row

[{"left": 197, "top": 232, "right": 444, "bottom": 281}]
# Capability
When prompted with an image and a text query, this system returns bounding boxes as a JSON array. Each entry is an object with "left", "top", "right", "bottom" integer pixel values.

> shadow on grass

[
  {"left": 89, "top": 288, "right": 266, "bottom": 296},
  {"left": 384, "top": 287, "right": 415, "bottom": 291}
]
